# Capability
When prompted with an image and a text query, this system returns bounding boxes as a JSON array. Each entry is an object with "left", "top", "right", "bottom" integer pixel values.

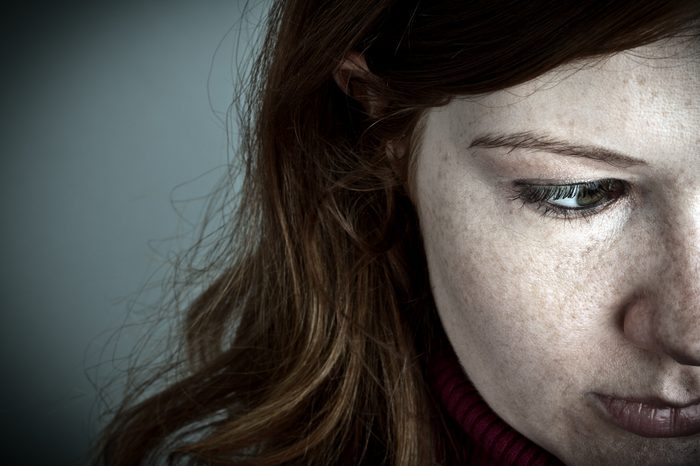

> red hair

[{"left": 94, "top": 2, "right": 699, "bottom": 464}]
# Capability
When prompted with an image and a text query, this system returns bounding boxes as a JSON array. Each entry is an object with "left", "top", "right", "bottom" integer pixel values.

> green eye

[
  {"left": 511, "top": 179, "right": 628, "bottom": 220},
  {"left": 548, "top": 185, "right": 607, "bottom": 209}
]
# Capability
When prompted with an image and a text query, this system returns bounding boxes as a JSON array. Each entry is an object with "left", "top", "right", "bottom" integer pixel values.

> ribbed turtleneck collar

[{"left": 427, "top": 346, "right": 565, "bottom": 466}]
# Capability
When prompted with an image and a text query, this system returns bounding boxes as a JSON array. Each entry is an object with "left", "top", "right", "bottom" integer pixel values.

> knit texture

[{"left": 427, "top": 346, "right": 566, "bottom": 466}]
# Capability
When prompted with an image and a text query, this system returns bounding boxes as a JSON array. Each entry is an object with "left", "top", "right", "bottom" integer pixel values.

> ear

[
  {"left": 333, "top": 51, "right": 383, "bottom": 117},
  {"left": 334, "top": 51, "right": 411, "bottom": 190}
]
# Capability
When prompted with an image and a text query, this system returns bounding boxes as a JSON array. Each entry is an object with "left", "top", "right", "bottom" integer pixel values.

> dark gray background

[{"left": 1, "top": 1, "right": 269, "bottom": 464}]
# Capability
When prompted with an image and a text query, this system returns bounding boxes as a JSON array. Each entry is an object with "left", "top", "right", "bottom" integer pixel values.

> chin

[{"left": 553, "top": 429, "right": 700, "bottom": 466}]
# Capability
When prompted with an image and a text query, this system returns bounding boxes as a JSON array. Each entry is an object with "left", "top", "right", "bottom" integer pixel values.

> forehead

[{"left": 440, "top": 39, "right": 700, "bottom": 167}]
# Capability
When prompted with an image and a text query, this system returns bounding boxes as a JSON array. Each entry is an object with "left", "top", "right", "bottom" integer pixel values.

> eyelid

[{"left": 508, "top": 178, "right": 630, "bottom": 221}]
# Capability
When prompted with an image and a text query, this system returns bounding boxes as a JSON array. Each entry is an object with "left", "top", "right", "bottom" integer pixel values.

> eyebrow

[{"left": 468, "top": 131, "right": 647, "bottom": 168}]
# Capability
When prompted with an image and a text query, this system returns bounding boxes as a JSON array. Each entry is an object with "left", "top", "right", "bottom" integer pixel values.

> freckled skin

[{"left": 413, "top": 39, "right": 700, "bottom": 465}]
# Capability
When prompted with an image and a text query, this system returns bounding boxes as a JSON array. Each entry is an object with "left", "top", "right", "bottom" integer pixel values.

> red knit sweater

[{"left": 428, "top": 347, "right": 565, "bottom": 466}]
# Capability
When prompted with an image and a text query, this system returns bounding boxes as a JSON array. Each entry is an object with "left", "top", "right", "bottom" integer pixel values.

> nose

[
  {"left": 623, "top": 299, "right": 700, "bottom": 366},
  {"left": 621, "top": 208, "right": 700, "bottom": 366}
]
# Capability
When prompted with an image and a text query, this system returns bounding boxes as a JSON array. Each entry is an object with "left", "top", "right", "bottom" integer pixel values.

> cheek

[
  {"left": 424, "top": 201, "right": 558, "bottom": 360},
  {"left": 419, "top": 194, "right": 611, "bottom": 435},
  {"left": 416, "top": 161, "right": 626, "bottom": 397}
]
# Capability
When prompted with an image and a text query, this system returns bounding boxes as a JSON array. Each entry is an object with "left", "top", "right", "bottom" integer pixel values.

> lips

[{"left": 592, "top": 393, "right": 700, "bottom": 437}]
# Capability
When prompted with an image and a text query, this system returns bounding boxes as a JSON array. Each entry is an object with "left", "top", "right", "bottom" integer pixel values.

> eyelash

[{"left": 510, "top": 178, "right": 629, "bottom": 221}]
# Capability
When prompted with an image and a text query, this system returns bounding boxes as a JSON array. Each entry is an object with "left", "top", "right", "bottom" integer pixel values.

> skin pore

[{"left": 412, "top": 39, "right": 700, "bottom": 465}]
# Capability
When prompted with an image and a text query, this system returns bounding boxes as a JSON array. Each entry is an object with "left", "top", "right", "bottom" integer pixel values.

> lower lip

[{"left": 592, "top": 394, "right": 700, "bottom": 437}]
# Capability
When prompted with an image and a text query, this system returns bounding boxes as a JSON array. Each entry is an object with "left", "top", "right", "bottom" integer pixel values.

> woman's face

[{"left": 413, "top": 39, "right": 700, "bottom": 465}]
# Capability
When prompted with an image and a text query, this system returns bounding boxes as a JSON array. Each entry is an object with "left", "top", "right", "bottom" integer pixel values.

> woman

[{"left": 95, "top": 1, "right": 700, "bottom": 465}]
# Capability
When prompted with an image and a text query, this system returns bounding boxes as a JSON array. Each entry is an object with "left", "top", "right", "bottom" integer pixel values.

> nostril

[
  {"left": 656, "top": 318, "right": 700, "bottom": 367},
  {"left": 664, "top": 346, "right": 700, "bottom": 367}
]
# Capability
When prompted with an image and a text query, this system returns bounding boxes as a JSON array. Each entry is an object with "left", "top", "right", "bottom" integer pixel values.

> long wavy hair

[{"left": 93, "top": 1, "right": 699, "bottom": 465}]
